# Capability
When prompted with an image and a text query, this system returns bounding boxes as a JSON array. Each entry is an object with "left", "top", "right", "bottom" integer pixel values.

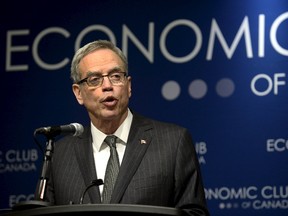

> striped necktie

[{"left": 102, "top": 135, "right": 120, "bottom": 203}]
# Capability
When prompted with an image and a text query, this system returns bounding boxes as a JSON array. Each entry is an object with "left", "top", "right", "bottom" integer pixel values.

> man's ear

[
  {"left": 72, "top": 84, "right": 84, "bottom": 105},
  {"left": 128, "top": 76, "right": 132, "bottom": 98}
]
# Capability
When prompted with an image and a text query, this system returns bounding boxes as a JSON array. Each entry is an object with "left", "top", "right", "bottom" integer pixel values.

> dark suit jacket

[{"left": 43, "top": 112, "right": 209, "bottom": 215}]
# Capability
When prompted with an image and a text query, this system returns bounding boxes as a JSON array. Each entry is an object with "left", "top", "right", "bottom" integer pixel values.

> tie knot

[{"left": 105, "top": 135, "right": 117, "bottom": 148}]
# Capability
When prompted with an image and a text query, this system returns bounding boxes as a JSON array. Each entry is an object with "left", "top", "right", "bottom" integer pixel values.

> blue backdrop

[{"left": 1, "top": 0, "right": 288, "bottom": 215}]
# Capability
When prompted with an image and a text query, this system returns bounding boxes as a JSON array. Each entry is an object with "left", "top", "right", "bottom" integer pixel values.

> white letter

[
  {"left": 247, "top": 186, "right": 258, "bottom": 199},
  {"left": 122, "top": 23, "right": 154, "bottom": 63},
  {"left": 270, "top": 12, "right": 288, "bottom": 56},
  {"left": 274, "top": 138, "right": 285, "bottom": 152},
  {"left": 6, "top": 150, "right": 16, "bottom": 163},
  {"left": 33, "top": 27, "right": 70, "bottom": 70},
  {"left": 251, "top": 74, "right": 273, "bottom": 96},
  {"left": 266, "top": 139, "right": 274, "bottom": 152},
  {"left": 207, "top": 17, "right": 253, "bottom": 60},
  {"left": 6, "top": 30, "right": 30, "bottom": 71},
  {"left": 262, "top": 186, "right": 273, "bottom": 199},
  {"left": 273, "top": 73, "right": 286, "bottom": 95},
  {"left": 9, "top": 195, "right": 17, "bottom": 207},
  {"left": 30, "top": 149, "right": 38, "bottom": 161},
  {"left": 258, "top": 14, "right": 265, "bottom": 57},
  {"left": 160, "top": 19, "right": 202, "bottom": 63}
]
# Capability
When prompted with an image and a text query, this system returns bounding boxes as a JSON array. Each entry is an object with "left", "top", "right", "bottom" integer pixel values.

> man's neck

[{"left": 91, "top": 110, "right": 128, "bottom": 134}]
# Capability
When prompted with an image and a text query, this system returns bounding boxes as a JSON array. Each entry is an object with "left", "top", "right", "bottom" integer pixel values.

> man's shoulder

[{"left": 132, "top": 112, "right": 187, "bottom": 131}]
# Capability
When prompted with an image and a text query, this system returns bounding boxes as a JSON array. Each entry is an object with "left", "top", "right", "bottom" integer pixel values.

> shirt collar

[{"left": 91, "top": 109, "right": 133, "bottom": 152}]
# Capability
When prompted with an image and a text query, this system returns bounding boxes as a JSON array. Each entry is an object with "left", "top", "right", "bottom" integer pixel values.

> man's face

[{"left": 72, "top": 49, "right": 131, "bottom": 123}]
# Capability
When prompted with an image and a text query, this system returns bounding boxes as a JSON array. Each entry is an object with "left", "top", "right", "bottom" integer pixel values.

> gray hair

[{"left": 70, "top": 40, "right": 128, "bottom": 83}]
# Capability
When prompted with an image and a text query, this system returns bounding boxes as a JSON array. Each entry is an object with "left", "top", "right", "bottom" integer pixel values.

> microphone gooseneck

[
  {"left": 33, "top": 123, "right": 84, "bottom": 203},
  {"left": 79, "top": 179, "right": 104, "bottom": 204}
]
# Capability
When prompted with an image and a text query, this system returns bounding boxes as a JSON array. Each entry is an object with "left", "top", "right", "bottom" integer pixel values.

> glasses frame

[{"left": 77, "top": 71, "right": 128, "bottom": 87}]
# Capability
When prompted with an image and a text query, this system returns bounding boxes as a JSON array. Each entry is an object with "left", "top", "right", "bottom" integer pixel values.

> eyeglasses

[{"left": 77, "top": 71, "right": 128, "bottom": 87}]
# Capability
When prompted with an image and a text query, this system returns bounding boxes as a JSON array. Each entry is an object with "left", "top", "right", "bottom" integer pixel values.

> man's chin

[{"left": 101, "top": 110, "right": 119, "bottom": 119}]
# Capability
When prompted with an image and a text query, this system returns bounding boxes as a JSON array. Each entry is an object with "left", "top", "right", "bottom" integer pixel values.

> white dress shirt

[{"left": 91, "top": 109, "right": 133, "bottom": 197}]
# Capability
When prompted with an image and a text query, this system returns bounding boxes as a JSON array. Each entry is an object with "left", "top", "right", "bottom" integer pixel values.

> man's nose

[{"left": 101, "top": 76, "right": 113, "bottom": 88}]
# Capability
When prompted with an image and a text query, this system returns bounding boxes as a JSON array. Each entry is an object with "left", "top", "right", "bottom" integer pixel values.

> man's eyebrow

[{"left": 85, "top": 71, "right": 101, "bottom": 77}]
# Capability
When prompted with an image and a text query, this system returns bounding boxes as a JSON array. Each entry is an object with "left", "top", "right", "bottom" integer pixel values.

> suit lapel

[
  {"left": 111, "top": 114, "right": 153, "bottom": 203},
  {"left": 74, "top": 126, "right": 101, "bottom": 203}
]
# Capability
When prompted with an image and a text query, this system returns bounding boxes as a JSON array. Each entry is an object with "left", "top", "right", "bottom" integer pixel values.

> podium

[{"left": 1, "top": 204, "right": 182, "bottom": 216}]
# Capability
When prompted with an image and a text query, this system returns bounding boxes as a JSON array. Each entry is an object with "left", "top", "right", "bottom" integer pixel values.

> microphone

[
  {"left": 79, "top": 179, "right": 103, "bottom": 204},
  {"left": 35, "top": 123, "right": 84, "bottom": 137}
]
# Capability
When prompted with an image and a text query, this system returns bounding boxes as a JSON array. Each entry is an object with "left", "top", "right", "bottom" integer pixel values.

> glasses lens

[
  {"left": 87, "top": 75, "right": 102, "bottom": 86},
  {"left": 109, "top": 72, "right": 125, "bottom": 84}
]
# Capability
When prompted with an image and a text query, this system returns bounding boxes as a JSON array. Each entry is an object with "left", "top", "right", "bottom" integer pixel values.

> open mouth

[{"left": 102, "top": 96, "right": 117, "bottom": 107}]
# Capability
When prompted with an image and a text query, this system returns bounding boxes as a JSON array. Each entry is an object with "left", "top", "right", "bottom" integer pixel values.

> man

[{"left": 43, "top": 40, "right": 210, "bottom": 216}]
